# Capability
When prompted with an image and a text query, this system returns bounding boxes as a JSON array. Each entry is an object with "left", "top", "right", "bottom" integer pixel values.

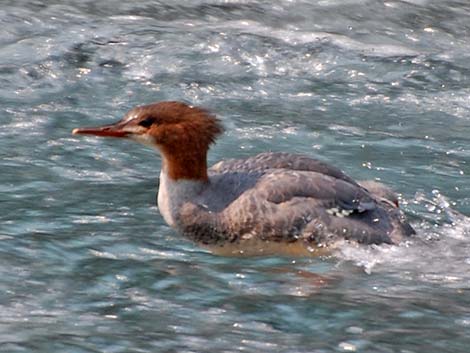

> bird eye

[{"left": 138, "top": 117, "right": 156, "bottom": 128}]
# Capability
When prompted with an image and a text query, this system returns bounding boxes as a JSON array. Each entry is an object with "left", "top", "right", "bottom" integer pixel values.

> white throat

[{"left": 157, "top": 171, "right": 206, "bottom": 228}]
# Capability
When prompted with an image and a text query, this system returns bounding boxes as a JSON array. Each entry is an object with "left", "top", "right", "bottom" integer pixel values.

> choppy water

[{"left": 2, "top": 0, "right": 470, "bottom": 352}]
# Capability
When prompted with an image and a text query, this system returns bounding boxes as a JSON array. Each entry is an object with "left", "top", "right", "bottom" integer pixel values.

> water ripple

[{"left": 2, "top": 1, "right": 470, "bottom": 352}]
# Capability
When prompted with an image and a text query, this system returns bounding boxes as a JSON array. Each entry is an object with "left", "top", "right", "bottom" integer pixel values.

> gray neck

[{"left": 157, "top": 170, "right": 207, "bottom": 228}]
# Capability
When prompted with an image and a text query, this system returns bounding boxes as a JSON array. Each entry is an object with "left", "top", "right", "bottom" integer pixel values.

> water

[{"left": 1, "top": 0, "right": 470, "bottom": 352}]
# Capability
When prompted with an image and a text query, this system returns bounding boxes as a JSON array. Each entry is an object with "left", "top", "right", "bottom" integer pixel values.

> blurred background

[{"left": 1, "top": 1, "right": 470, "bottom": 352}]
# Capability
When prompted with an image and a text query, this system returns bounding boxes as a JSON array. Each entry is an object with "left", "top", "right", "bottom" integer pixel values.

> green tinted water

[{"left": 1, "top": 1, "right": 470, "bottom": 352}]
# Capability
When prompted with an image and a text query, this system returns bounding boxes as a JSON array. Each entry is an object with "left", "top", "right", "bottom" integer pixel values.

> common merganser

[{"left": 73, "top": 101, "right": 414, "bottom": 256}]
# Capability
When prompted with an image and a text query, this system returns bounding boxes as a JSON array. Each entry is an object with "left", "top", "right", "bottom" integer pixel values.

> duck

[{"left": 72, "top": 101, "right": 414, "bottom": 256}]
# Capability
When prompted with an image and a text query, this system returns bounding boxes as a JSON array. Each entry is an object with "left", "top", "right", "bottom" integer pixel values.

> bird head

[{"left": 73, "top": 101, "right": 224, "bottom": 180}]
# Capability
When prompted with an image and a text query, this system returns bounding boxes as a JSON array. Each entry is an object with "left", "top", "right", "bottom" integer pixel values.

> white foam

[{"left": 335, "top": 192, "right": 470, "bottom": 287}]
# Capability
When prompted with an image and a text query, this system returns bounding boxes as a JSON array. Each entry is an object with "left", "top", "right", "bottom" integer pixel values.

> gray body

[{"left": 157, "top": 152, "right": 415, "bottom": 250}]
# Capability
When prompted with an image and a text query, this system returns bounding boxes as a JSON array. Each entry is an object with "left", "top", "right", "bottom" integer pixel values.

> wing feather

[
  {"left": 218, "top": 170, "right": 399, "bottom": 244},
  {"left": 181, "top": 152, "right": 414, "bottom": 246},
  {"left": 210, "top": 152, "right": 358, "bottom": 185}
]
